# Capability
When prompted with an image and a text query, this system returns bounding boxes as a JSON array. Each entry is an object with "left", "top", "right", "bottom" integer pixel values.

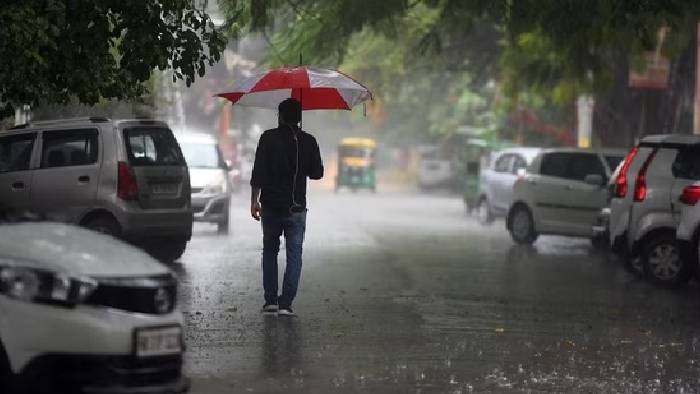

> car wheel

[
  {"left": 641, "top": 233, "right": 691, "bottom": 287},
  {"left": 82, "top": 215, "right": 121, "bottom": 238},
  {"left": 145, "top": 237, "right": 188, "bottom": 263},
  {"left": 476, "top": 197, "right": 494, "bottom": 225},
  {"left": 509, "top": 206, "right": 538, "bottom": 245}
]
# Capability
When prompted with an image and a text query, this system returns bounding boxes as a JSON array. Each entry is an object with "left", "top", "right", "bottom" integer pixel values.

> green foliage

[
  {"left": 0, "top": 0, "right": 227, "bottom": 117},
  {"left": 219, "top": 0, "right": 700, "bottom": 143}
]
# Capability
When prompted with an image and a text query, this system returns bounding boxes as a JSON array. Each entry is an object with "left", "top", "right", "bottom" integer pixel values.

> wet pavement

[{"left": 177, "top": 190, "right": 700, "bottom": 393}]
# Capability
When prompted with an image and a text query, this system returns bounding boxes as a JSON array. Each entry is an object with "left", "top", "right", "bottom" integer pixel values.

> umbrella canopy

[{"left": 216, "top": 66, "right": 371, "bottom": 111}]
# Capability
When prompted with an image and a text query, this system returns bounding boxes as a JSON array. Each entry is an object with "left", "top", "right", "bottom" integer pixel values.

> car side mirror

[{"left": 584, "top": 174, "right": 604, "bottom": 186}]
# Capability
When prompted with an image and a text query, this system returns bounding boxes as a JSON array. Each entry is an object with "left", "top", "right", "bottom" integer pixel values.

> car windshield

[
  {"left": 339, "top": 146, "right": 372, "bottom": 158},
  {"left": 123, "top": 128, "right": 184, "bottom": 166},
  {"left": 180, "top": 142, "right": 222, "bottom": 169}
]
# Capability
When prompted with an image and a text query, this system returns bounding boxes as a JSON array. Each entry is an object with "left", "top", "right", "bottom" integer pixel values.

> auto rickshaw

[{"left": 336, "top": 138, "right": 377, "bottom": 192}]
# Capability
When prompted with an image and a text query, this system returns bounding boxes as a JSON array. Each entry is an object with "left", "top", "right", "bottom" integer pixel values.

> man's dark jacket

[{"left": 251, "top": 125, "right": 323, "bottom": 214}]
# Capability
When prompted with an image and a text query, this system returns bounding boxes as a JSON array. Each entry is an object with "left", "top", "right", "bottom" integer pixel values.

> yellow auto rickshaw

[{"left": 336, "top": 138, "right": 377, "bottom": 192}]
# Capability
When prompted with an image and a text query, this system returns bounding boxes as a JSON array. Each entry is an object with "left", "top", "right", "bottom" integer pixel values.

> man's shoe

[
  {"left": 278, "top": 307, "right": 295, "bottom": 316},
  {"left": 261, "top": 304, "right": 278, "bottom": 314}
]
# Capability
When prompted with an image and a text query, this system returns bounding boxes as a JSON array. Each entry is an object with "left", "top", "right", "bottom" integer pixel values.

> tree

[
  {"left": 220, "top": 0, "right": 700, "bottom": 143},
  {"left": 0, "top": 0, "right": 227, "bottom": 118}
]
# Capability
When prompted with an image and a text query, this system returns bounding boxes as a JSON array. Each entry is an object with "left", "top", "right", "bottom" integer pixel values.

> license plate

[
  {"left": 134, "top": 326, "right": 182, "bottom": 358},
  {"left": 151, "top": 184, "right": 178, "bottom": 195}
]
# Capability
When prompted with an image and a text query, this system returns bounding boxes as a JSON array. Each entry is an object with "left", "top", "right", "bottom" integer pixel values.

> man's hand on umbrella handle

[{"left": 251, "top": 201, "right": 261, "bottom": 221}]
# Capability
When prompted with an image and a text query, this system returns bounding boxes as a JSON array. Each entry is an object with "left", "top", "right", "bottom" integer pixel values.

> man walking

[{"left": 250, "top": 98, "right": 324, "bottom": 316}]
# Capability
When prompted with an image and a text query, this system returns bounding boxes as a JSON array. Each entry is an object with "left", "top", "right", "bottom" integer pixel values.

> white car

[
  {"left": 0, "top": 223, "right": 187, "bottom": 393},
  {"left": 609, "top": 134, "right": 700, "bottom": 285},
  {"left": 176, "top": 133, "right": 232, "bottom": 233},
  {"left": 475, "top": 147, "right": 540, "bottom": 224},
  {"left": 507, "top": 148, "right": 625, "bottom": 245},
  {"left": 417, "top": 145, "right": 455, "bottom": 191}
]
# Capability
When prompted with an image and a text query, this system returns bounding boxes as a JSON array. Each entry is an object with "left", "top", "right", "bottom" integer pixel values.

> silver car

[
  {"left": 475, "top": 147, "right": 540, "bottom": 224},
  {"left": 0, "top": 117, "right": 192, "bottom": 261},
  {"left": 176, "top": 132, "right": 231, "bottom": 233},
  {"left": 610, "top": 134, "right": 700, "bottom": 285}
]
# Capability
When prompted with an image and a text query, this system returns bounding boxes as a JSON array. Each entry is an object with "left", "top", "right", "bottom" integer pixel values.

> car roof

[
  {"left": 1, "top": 117, "right": 170, "bottom": 135},
  {"left": 640, "top": 133, "right": 700, "bottom": 145},
  {"left": 538, "top": 147, "right": 627, "bottom": 156},
  {"left": 495, "top": 147, "right": 542, "bottom": 160}
]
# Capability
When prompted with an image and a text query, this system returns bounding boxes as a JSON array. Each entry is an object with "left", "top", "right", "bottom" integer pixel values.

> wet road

[{"left": 178, "top": 191, "right": 700, "bottom": 393}]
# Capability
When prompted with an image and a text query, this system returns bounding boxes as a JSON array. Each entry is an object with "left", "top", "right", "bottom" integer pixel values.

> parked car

[
  {"left": 0, "top": 222, "right": 187, "bottom": 394},
  {"left": 507, "top": 148, "right": 625, "bottom": 245},
  {"left": 0, "top": 117, "right": 193, "bottom": 262},
  {"left": 676, "top": 145, "right": 700, "bottom": 277},
  {"left": 176, "top": 133, "right": 231, "bottom": 233},
  {"left": 417, "top": 145, "right": 455, "bottom": 191},
  {"left": 609, "top": 134, "right": 700, "bottom": 285},
  {"left": 474, "top": 147, "right": 541, "bottom": 224}
]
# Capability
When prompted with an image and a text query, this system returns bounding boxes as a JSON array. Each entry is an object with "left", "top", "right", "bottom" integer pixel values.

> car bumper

[
  {"left": 191, "top": 194, "right": 229, "bottom": 223},
  {"left": 0, "top": 298, "right": 184, "bottom": 376},
  {"left": 119, "top": 209, "right": 192, "bottom": 240},
  {"left": 19, "top": 354, "right": 189, "bottom": 394}
]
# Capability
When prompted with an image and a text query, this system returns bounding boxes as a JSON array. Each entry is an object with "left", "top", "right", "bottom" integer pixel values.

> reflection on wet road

[{"left": 178, "top": 191, "right": 700, "bottom": 392}]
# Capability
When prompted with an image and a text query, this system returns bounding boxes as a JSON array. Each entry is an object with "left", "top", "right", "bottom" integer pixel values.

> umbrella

[{"left": 216, "top": 66, "right": 372, "bottom": 111}]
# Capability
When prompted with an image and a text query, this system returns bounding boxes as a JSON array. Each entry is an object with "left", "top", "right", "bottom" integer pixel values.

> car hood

[
  {"left": 189, "top": 168, "right": 226, "bottom": 188},
  {"left": 0, "top": 223, "right": 170, "bottom": 277}
]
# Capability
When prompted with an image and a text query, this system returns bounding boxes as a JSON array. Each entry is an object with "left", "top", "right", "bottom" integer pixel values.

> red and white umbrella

[{"left": 216, "top": 66, "right": 371, "bottom": 111}]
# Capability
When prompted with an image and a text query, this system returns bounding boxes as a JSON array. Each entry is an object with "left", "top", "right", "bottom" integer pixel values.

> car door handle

[
  {"left": 78, "top": 175, "right": 90, "bottom": 184},
  {"left": 11, "top": 181, "right": 24, "bottom": 190}
]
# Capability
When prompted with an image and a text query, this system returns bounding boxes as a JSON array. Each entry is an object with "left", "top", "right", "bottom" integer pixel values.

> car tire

[
  {"left": 508, "top": 205, "right": 538, "bottom": 245},
  {"left": 145, "top": 237, "right": 188, "bottom": 263},
  {"left": 82, "top": 215, "right": 121, "bottom": 238},
  {"left": 476, "top": 197, "right": 494, "bottom": 225},
  {"left": 641, "top": 233, "right": 692, "bottom": 287}
]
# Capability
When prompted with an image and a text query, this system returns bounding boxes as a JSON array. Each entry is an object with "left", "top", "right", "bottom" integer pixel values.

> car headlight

[{"left": 0, "top": 266, "right": 97, "bottom": 306}]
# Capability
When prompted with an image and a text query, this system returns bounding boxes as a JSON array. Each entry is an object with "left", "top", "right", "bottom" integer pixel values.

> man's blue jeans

[{"left": 261, "top": 210, "right": 306, "bottom": 308}]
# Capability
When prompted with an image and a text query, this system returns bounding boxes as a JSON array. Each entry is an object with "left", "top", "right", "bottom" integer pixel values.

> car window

[
  {"left": 180, "top": 142, "right": 224, "bottom": 169},
  {"left": 124, "top": 128, "right": 184, "bottom": 166},
  {"left": 672, "top": 146, "right": 700, "bottom": 180},
  {"left": 0, "top": 133, "right": 36, "bottom": 173},
  {"left": 566, "top": 153, "right": 605, "bottom": 181},
  {"left": 41, "top": 129, "right": 98, "bottom": 169},
  {"left": 493, "top": 154, "right": 513, "bottom": 173},
  {"left": 512, "top": 154, "right": 528, "bottom": 174},
  {"left": 539, "top": 152, "right": 570, "bottom": 178}
]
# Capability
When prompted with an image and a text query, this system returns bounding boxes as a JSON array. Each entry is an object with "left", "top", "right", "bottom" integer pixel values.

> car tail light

[
  {"left": 680, "top": 185, "right": 700, "bottom": 206},
  {"left": 614, "top": 146, "right": 639, "bottom": 198},
  {"left": 117, "top": 161, "right": 138, "bottom": 200},
  {"left": 633, "top": 149, "right": 657, "bottom": 202}
]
